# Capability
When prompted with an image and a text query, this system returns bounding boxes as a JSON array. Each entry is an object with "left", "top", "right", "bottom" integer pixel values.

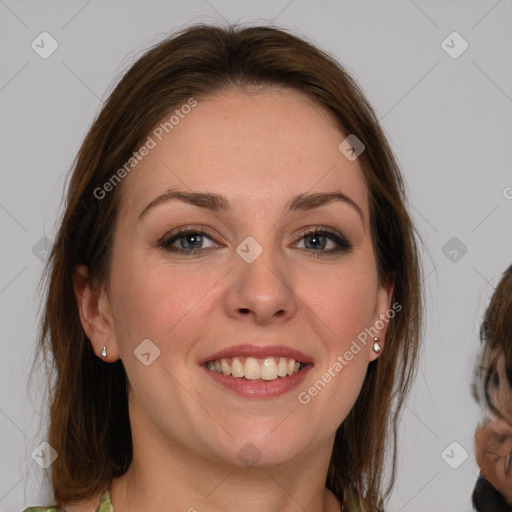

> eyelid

[{"left": 293, "top": 224, "right": 346, "bottom": 239}]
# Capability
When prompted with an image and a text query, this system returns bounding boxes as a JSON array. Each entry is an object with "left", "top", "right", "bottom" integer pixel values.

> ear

[
  {"left": 368, "top": 276, "right": 395, "bottom": 362},
  {"left": 73, "top": 265, "right": 120, "bottom": 362}
]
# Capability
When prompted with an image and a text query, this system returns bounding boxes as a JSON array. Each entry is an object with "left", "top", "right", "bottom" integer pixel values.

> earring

[
  {"left": 372, "top": 337, "right": 381, "bottom": 354},
  {"left": 101, "top": 346, "right": 107, "bottom": 358}
]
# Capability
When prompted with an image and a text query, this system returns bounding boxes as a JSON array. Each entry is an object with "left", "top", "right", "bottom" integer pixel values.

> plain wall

[{"left": 1, "top": 1, "right": 511, "bottom": 511}]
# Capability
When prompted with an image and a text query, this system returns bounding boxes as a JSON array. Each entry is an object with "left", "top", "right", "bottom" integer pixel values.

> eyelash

[{"left": 156, "top": 226, "right": 353, "bottom": 257}]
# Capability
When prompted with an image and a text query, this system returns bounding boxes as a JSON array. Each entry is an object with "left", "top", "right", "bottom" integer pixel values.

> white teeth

[
  {"left": 221, "top": 359, "right": 231, "bottom": 376},
  {"left": 244, "top": 357, "right": 260, "bottom": 380},
  {"left": 277, "top": 358, "right": 288, "bottom": 377},
  {"left": 261, "top": 358, "right": 278, "bottom": 381},
  {"left": 231, "top": 357, "right": 244, "bottom": 377},
  {"left": 205, "top": 356, "right": 305, "bottom": 381}
]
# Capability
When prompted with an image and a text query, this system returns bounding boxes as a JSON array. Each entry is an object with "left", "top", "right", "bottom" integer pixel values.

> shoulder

[
  {"left": 21, "top": 504, "right": 96, "bottom": 512},
  {"left": 22, "top": 506, "right": 98, "bottom": 512},
  {"left": 22, "top": 508, "right": 68, "bottom": 512},
  {"left": 22, "top": 490, "right": 108, "bottom": 512},
  {"left": 22, "top": 508, "right": 60, "bottom": 512}
]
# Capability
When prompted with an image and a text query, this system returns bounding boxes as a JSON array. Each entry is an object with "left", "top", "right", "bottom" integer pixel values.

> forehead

[{"left": 118, "top": 87, "right": 368, "bottom": 220}]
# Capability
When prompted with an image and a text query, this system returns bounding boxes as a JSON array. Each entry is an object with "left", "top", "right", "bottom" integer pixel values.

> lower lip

[{"left": 201, "top": 363, "right": 313, "bottom": 398}]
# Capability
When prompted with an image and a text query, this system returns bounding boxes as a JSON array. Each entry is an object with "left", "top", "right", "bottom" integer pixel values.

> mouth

[{"left": 199, "top": 344, "right": 314, "bottom": 398}]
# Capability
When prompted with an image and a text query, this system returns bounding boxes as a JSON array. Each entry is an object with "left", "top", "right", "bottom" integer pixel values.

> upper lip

[{"left": 199, "top": 344, "right": 314, "bottom": 365}]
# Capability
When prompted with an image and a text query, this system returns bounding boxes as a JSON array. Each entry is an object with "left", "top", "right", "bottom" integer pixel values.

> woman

[
  {"left": 25, "top": 24, "right": 422, "bottom": 512},
  {"left": 473, "top": 264, "right": 512, "bottom": 511}
]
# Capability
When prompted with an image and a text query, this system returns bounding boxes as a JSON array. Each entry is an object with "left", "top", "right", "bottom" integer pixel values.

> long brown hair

[{"left": 34, "top": 24, "right": 423, "bottom": 511}]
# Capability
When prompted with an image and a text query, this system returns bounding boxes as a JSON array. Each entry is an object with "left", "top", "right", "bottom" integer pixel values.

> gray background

[{"left": 1, "top": 1, "right": 511, "bottom": 511}]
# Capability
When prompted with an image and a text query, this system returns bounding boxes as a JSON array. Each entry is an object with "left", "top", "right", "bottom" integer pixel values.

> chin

[{"left": 211, "top": 431, "right": 308, "bottom": 469}]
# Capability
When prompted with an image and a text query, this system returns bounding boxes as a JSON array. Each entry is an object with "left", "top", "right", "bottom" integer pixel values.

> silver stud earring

[
  {"left": 372, "top": 337, "right": 381, "bottom": 354},
  {"left": 101, "top": 346, "right": 107, "bottom": 358}
]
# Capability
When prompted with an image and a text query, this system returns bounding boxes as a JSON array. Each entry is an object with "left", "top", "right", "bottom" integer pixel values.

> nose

[{"left": 223, "top": 241, "right": 299, "bottom": 325}]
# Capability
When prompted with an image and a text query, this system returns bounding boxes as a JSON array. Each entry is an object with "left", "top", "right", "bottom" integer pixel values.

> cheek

[
  {"left": 301, "top": 264, "right": 378, "bottom": 347},
  {"left": 109, "top": 257, "right": 219, "bottom": 354},
  {"left": 109, "top": 262, "right": 218, "bottom": 406},
  {"left": 296, "top": 263, "right": 378, "bottom": 412}
]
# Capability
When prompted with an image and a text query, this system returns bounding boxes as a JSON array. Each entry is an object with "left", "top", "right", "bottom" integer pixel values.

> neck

[{"left": 110, "top": 404, "right": 341, "bottom": 512}]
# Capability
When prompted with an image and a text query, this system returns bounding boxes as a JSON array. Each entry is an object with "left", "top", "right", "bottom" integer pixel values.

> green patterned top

[
  {"left": 23, "top": 487, "right": 365, "bottom": 511},
  {"left": 23, "top": 489, "right": 113, "bottom": 512}
]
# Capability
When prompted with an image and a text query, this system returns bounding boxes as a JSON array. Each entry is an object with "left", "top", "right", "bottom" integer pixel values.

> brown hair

[
  {"left": 479, "top": 264, "right": 512, "bottom": 418},
  {"left": 35, "top": 24, "right": 423, "bottom": 511}
]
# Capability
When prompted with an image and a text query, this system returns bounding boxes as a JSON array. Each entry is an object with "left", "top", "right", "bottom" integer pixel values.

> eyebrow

[{"left": 137, "top": 189, "right": 364, "bottom": 222}]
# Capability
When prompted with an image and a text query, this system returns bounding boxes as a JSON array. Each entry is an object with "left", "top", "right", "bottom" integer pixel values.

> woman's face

[
  {"left": 487, "top": 350, "right": 512, "bottom": 421},
  {"left": 95, "top": 87, "right": 393, "bottom": 468},
  {"left": 475, "top": 350, "right": 512, "bottom": 505}
]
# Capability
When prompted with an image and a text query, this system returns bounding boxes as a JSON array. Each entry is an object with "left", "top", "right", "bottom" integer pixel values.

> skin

[
  {"left": 73, "top": 86, "right": 393, "bottom": 512},
  {"left": 474, "top": 350, "right": 512, "bottom": 504}
]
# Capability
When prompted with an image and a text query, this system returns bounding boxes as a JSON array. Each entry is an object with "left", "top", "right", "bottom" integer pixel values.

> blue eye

[
  {"left": 158, "top": 229, "right": 216, "bottom": 253},
  {"left": 296, "top": 228, "right": 353, "bottom": 255}
]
